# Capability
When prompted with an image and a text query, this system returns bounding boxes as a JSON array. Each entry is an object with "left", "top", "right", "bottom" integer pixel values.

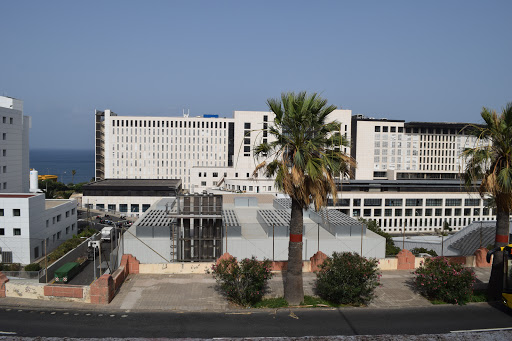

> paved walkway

[{"left": 0, "top": 267, "right": 492, "bottom": 312}]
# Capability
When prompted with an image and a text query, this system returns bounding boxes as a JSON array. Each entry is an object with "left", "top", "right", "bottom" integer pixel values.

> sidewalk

[{"left": 0, "top": 267, "right": 492, "bottom": 312}]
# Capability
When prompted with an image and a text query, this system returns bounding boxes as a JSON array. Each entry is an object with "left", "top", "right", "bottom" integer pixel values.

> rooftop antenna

[{"left": 183, "top": 108, "right": 189, "bottom": 118}]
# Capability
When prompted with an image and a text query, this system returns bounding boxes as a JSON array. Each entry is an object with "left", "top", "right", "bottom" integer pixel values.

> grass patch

[
  {"left": 429, "top": 290, "right": 489, "bottom": 305},
  {"left": 469, "top": 289, "right": 489, "bottom": 303},
  {"left": 253, "top": 297, "right": 288, "bottom": 308},
  {"left": 253, "top": 296, "right": 345, "bottom": 308}
]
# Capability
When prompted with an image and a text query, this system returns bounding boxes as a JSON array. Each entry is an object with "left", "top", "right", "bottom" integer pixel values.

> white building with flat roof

[
  {"left": 95, "top": 108, "right": 352, "bottom": 194},
  {"left": 0, "top": 96, "right": 78, "bottom": 265},
  {"left": 0, "top": 96, "right": 30, "bottom": 193}
]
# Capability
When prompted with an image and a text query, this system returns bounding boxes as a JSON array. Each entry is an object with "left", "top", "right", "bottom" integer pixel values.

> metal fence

[{"left": 2, "top": 271, "right": 41, "bottom": 280}]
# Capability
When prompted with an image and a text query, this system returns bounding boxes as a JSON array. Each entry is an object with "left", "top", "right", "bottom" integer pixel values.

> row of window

[
  {"left": 375, "top": 126, "right": 458, "bottom": 135},
  {"left": 86, "top": 203, "right": 151, "bottom": 213},
  {"left": 0, "top": 209, "right": 21, "bottom": 216},
  {"left": 335, "top": 198, "right": 484, "bottom": 207},
  {"left": 0, "top": 223, "right": 76, "bottom": 238},
  {"left": 44, "top": 208, "right": 76, "bottom": 227},
  {"left": 112, "top": 119, "right": 228, "bottom": 129},
  {"left": 351, "top": 207, "right": 493, "bottom": 217},
  {"left": 2, "top": 116, "right": 14, "bottom": 124}
]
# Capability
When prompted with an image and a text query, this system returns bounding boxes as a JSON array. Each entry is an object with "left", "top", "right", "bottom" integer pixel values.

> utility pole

[
  {"left": 99, "top": 242, "right": 102, "bottom": 276},
  {"left": 44, "top": 239, "right": 48, "bottom": 283}
]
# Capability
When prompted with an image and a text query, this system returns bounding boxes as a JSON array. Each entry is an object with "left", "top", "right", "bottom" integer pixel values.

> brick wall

[{"left": 44, "top": 285, "right": 83, "bottom": 299}]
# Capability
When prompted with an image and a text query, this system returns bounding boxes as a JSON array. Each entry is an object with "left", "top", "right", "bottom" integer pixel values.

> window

[
  {"left": 2, "top": 133, "right": 5, "bottom": 140},
  {"left": 383, "top": 126, "right": 389, "bottom": 133},
  {"left": 13, "top": 228, "right": 21, "bottom": 236},
  {"left": 405, "top": 209, "right": 413, "bottom": 217},
  {"left": 10, "top": 117, "right": 13, "bottom": 124},
  {"left": 445, "top": 208, "right": 452, "bottom": 216},
  {"left": 57, "top": 232, "right": 61, "bottom": 239},
  {"left": 455, "top": 208, "right": 461, "bottom": 216},
  {"left": 465, "top": 199, "right": 480, "bottom": 206},
  {"left": 364, "top": 199, "right": 382, "bottom": 206},
  {"left": 435, "top": 208, "right": 442, "bottom": 216},
  {"left": 395, "top": 209, "right": 402, "bottom": 216},
  {"left": 385, "top": 209, "right": 392, "bottom": 217},
  {"left": 0, "top": 228, "right": 4, "bottom": 235},
  {"left": 2, "top": 150, "right": 6, "bottom": 156},
  {"left": 57, "top": 214, "right": 61, "bottom": 222},
  {"left": 352, "top": 209, "right": 360, "bottom": 217},
  {"left": 374, "top": 209, "right": 382, "bottom": 217},
  {"left": 13, "top": 209, "right": 21, "bottom": 216},
  {"left": 46, "top": 220, "right": 49, "bottom": 227},
  {"left": 66, "top": 211, "right": 70, "bottom": 218},
  {"left": 0, "top": 209, "right": 3, "bottom": 216},
  {"left": 426, "top": 199, "right": 443, "bottom": 206},
  {"left": 364, "top": 209, "right": 371, "bottom": 217},
  {"left": 131, "top": 204, "right": 140, "bottom": 212},
  {"left": 213, "top": 172, "right": 218, "bottom": 177},
  {"left": 385, "top": 199, "right": 402, "bottom": 206},
  {"left": 425, "top": 209, "right": 432, "bottom": 216},
  {"left": 464, "top": 208, "right": 471, "bottom": 216},
  {"left": 201, "top": 181, "right": 207, "bottom": 186},
  {"left": 406, "top": 199, "right": 423, "bottom": 206},
  {"left": 120, "top": 204, "right": 128, "bottom": 213},
  {"left": 71, "top": 208, "right": 75, "bottom": 215},
  {"left": 375, "top": 126, "right": 381, "bottom": 132},
  {"left": 353, "top": 199, "right": 361, "bottom": 206},
  {"left": 415, "top": 209, "right": 422, "bottom": 216},
  {"left": 445, "top": 199, "right": 462, "bottom": 206},
  {"left": 66, "top": 226, "right": 70, "bottom": 234}
]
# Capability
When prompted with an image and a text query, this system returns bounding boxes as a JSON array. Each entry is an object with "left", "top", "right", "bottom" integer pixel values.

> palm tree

[
  {"left": 71, "top": 170, "right": 76, "bottom": 184},
  {"left": 253, "top": 92, "right": 355, "bottom": 305},
  {"left": 462, "top": 103, "right": 512, "bottom": 299}
]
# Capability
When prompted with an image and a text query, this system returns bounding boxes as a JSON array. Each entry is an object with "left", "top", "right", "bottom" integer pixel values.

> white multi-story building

[
  {"left": 0, "top": 96, "right": 30, "bottom": 193},
  {"left": 95, "top": 109, "right": 352, "bottom": 193},
  {"left": 94, "top": 106, "right": 494, "bottom": 235},
  {"left": 350, "top": 115, "right": 483, "bottom": 181},
  {"left": 0, "top": 96, "right": 78, "bottom": 265}
]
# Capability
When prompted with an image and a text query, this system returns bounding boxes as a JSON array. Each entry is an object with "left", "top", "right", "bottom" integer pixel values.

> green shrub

[
  {"left": 413, "top": 257, "right": 476, "bottom": 305},
  {"left": 360, "top": 218, "right": 400, "bottom": 256},
  {"left": 411, "top": 247, "right": 438, "bottom": 257},
  {"left": 209, "top": 256, "right": 273, "bottom": 307},
  {"left": 0, "top": 263, "right": 21, "bottom": 271},
  {"left": 24, "top": 263, "right": 41, "bottom": 271},
  {"left": 315, "top": 252, "right": 380, "bottom": 306}
]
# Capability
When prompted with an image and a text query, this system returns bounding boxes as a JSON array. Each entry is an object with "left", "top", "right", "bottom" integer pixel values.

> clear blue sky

[{"left": 1, "top": 1, "right": 510, "bottom": 150}]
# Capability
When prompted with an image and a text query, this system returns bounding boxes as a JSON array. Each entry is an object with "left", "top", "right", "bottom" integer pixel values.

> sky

[{"left": 1, "top": 1, "right": 511, "bottom": 150}]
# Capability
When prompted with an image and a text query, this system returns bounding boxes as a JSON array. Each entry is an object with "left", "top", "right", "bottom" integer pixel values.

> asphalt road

[
  {"left": 67, "top": 241, "right": 113, "bottom": 286},
  {"left": 0, "top": 303, "right": 511, "bottom": 338}
]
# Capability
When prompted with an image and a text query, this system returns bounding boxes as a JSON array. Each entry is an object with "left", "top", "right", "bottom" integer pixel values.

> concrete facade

[
  {"left": 0, "top": 193, "right": 78, "bottom": 264},
  {"left": 0, "top": 96, "right": 30, "bottom": 194}
]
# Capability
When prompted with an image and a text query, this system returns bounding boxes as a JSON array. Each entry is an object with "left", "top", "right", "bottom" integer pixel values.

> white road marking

[
  {"left": 451, "top": 327, "right": 512, "bottom": 333},
  {"left": 0, "top": 331, "right": 17, "bottom": 335},
  {"left": 121, "top": 315, "right": 128, "bottom": 318}
]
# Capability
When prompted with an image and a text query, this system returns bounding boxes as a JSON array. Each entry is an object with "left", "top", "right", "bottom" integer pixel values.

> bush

[
  {"left": 315, "top": 252, "right": 380, "bottom": 306},
  {"left": 0, "top": 263, "right": 21, "bottom": 271},
  {"left": 413, "top": 257, "right": 476, "bottom": 305},
  {"left": 209, "top": 256, "right": 273, "bottom": 307},
  {"left": 411, "top": 247, "right": 438, "bottom": 257},
  {"left": 24, "top": 263, "right": 41, "bottom": 271}
]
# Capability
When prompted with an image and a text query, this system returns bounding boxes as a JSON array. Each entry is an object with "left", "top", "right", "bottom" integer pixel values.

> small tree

[
  {"left": 315, "top": 252, "right": 380, "bottom": 306},
  {"left": 71, "top": 170, "right": 76, "bottom": 184},
  {"left": 210, "top": 256, "right": 273, "bottom": 307},
  {"left": 413, "top": 257, "right": 476, "bottom": 304}
]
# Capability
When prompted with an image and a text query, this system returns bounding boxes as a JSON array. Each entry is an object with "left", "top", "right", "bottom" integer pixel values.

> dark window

[
  {"left": 445, "top": 199, "right": 462, "bottom": 206},
  {"left": 390, "top": 127, "right": 396, "bottom": 132},
  {"left": 244, "top": 122, "right": 251, "bottom": 129},
  {"left": 426, "top": 199, "right": 443, "bottom": 206},
  {"left": 14, "top": 228, "right": 21, "bottom": 236},
  {"left": 13, "top": 209, "right": 20, "bottom": 216},
  {"left": 364, "top": 199, "right": 382, "bottom": 206},
  {"left": 353, "top": 199, "right": 361, "bottom": 206},
  {"left": 465, "top": 199, "right": 480, "bottom": 206},
  {"left": 383, "top": 126, "right": 388, "bottom": 133},
  {"left": 406, "top": 199, "right": 423, "bottom": 206},
  {"left": 375, "top": 126, "right": 380, "bottom": 132},
  {"left": 385, "top": 199, "right": 403, "bottom": 206}
]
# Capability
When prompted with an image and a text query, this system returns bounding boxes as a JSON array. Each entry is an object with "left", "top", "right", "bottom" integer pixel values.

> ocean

[{"left": 30, "top": 149, "right": 95, "bottom": 184}]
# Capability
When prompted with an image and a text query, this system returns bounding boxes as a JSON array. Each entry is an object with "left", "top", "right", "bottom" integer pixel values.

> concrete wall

[{"left": 4, "top": 280, "right": 90, "bottom": 303}]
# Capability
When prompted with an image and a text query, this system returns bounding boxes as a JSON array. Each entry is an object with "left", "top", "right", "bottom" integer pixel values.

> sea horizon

[{"left": 30, "top": 148, "right": 95, "bottom": 184}]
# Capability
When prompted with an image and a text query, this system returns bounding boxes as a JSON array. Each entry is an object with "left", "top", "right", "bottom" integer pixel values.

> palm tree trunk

[
  {"left": 488, "top": 206, "right": 510, "bottom": 300},
  {"left": 285, "top": 198, "right": 304, "bottom": 305}
]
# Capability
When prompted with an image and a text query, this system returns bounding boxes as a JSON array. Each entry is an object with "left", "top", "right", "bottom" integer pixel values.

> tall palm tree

[
  {"left": 253, "top": 92, "right": 355, "bottom": 305},
  {"left": 462, "top": 103, "right": 512, "bottom": 299},
  {"left": 71, "top": 170, "right": 76, "bottom": 184}
]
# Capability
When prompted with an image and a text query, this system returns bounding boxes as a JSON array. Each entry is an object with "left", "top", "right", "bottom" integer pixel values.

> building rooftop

[{"left": 84, "top": 179, "right": 182, "bottom": 188}]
